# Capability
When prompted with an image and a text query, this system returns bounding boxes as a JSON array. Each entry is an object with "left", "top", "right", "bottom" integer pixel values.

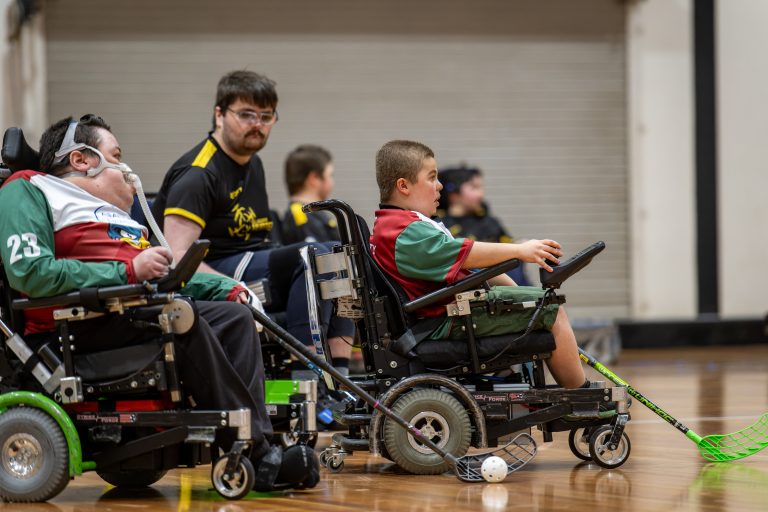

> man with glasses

[
  {"left": 152, "top": 71, "right": 279, "bottom": 272},
  {"left": 152, "top": 70, "right": 354, "bottom": 388}
]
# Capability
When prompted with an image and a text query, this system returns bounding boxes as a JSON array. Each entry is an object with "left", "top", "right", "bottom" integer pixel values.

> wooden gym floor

[{"left": 4, "top": 345, "right": 767, "bottom": 512}]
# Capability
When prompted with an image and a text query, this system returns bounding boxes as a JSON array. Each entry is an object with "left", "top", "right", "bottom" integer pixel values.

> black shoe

[{"left": 252, "top": 445, "right": 320, "bottom": 492}]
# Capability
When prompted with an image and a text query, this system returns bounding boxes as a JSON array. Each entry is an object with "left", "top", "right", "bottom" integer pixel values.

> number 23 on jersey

[{"left": 6, "top": 233, "right": 41, "bottom": 264}]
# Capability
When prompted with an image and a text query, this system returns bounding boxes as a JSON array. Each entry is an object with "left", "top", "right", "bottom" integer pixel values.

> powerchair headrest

[{"left": 1, "top": 127, "right": 40, "bottom": 172}]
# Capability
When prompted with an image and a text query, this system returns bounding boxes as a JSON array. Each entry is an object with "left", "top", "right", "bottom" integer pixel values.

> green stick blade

[{"left": 697, "top": 413, "right": 768, "bottom": 461}]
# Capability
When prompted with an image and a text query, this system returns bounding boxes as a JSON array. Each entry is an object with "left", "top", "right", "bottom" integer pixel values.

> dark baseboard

[{"left": 617, "top": 318, "right": 768, "bottom": 349}]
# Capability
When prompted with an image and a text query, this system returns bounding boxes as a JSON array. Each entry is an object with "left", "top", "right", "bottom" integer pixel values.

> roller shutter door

[{"left": 46, "top": 0, "right": 628, "bottom": 316}]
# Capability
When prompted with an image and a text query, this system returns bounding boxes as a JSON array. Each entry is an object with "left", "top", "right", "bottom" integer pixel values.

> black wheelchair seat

[
  {"left": 73, "top": 340, "right": 163, "bottom": 383},
  {"left": 414, "top": 330, "right": 555, "bottom": 369}
]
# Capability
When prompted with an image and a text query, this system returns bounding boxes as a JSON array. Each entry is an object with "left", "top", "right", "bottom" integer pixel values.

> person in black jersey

[
  {"left": 151, "top": 71, "right": 353, "bottom": 382},
  {"left": 437, "top": 165, "right": 532, "bottom": 286},
  {"left": 281, "top": 144, "right": 340, "bottom": 245}
]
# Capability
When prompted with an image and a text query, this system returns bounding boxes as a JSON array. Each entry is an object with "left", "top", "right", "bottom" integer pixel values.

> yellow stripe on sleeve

[
  {"left": 290, "top": 202, "right": 308, "bottom": 226},
  {"left": 164, "top": 207, "right": 207, "bottom": 229},
  {"left": 191, "top": 140, "right": 217, "bottom": 168}
]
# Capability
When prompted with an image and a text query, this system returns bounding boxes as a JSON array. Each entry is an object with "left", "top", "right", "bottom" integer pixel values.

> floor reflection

[
  {"left": 0, "top": 503, "right": 63, "bottom": 512},
  {"left": 698, "top": 362, "right": 725, "bottom": 436},
  {"left": 687, "top": 462, "right": 768, "bottom": 512}
]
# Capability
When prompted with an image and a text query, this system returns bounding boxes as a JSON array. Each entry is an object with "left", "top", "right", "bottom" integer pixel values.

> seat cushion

[
  {"left": 74, "top": 340, "right": 164, "bottom": 382},
  {"left": 413, "top": 330, "right": 555, "bottom": 368}
]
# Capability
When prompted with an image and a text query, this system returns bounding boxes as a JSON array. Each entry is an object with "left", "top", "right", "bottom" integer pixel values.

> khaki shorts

[{"left": 429, "top": 285, "right": 559, "bottom": 340}]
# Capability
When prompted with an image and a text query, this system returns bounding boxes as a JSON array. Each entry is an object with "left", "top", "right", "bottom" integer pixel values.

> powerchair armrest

[
  {"left": 12, "top": 283, "right": 153, "bottom": 311},
  {"left": 403, "top": 258, "right": 520, "bottom": 314},
  {"left": 12, "top": 239, "right": 213, "bottom": 311}
]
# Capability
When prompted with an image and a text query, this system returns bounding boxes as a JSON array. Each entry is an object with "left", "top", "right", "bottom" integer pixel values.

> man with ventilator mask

[{"left": 0, "top": 114, "right": 319, "bottom": 491}]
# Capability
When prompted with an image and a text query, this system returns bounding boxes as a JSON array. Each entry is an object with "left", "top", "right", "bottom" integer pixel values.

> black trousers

[{"left": 67, "top": 300, "right": 273, "bottom": 459}]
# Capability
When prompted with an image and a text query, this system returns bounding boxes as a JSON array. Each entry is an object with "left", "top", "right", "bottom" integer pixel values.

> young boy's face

[{"left": 405, "top": 157, "right": 443, "bottom": 216}]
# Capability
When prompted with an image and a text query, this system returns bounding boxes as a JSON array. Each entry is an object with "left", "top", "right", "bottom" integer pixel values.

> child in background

[
  {"left": 437, "top": 165, "right": 531, "bottom": 285},
  {"left": 282, "top": 144, "right": 339, "bottom": 245}
]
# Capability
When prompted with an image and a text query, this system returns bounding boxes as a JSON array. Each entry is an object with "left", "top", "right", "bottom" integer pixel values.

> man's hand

[
  {"left": 516, "top": 239, "right": 563, "bottom": 272},
  {"left": 133, "top": 247, "right": 173, "bottom": 281},
  {"left": 228, "top": 283, "right": 265, "bottom": 332}
]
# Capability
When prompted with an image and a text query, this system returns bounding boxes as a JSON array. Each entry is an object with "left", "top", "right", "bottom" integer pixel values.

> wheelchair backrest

[
  {"left": 353, "top": 214, "right": 412, "bottom": 339},
  {"left": 0, "top": 262, "right": 24, "bottom": 334},
  {"left": 0, "top": 131, "right": 28, "bottom": 335},
  {"left": 306, "top": 199, "right": 419, "bottom": 348}
]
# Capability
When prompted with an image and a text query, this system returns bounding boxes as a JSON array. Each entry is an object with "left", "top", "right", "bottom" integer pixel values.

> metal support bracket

[{"left": 446, "top": 289, "right": 487, "bottom": 317}]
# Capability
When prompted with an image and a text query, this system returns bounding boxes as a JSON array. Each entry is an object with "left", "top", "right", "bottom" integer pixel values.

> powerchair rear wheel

[
  {"left": 382, "top": 388, "right": 471, "bottom": 475},
  {"left": 0, "top": 407, "right": 70, "bottom": 502}
]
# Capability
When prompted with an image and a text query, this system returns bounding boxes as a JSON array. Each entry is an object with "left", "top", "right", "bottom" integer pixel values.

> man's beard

[{"left": 223, "top": 128, "right": 268, "bottom": 157}]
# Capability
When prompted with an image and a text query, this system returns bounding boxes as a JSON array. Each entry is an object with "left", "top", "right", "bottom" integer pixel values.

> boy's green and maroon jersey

[
  {"left": 370, "top": 207, "right": 474, "bottom": 317},
  {"left": 0, "top": 171, "right": 241, "bottom": 334}
]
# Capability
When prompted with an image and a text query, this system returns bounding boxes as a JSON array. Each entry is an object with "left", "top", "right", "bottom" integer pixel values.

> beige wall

[
  {"left": 717, "top": 0, "right": 768, "bottom": 317},
  {"left": 0, "top": 1, "right": 46, "bottom": 144},
  {"left": 627, "top": 0, "right": 697, "bottom": 318},
  {"left": 627, "top": 0, "right": 768, "bottom": 320},
  {"left": 44, "top": 0, "right": 629, "bottom": 318}
]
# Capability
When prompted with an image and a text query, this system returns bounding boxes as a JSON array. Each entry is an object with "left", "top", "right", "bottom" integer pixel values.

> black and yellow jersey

[
  {"left": 152, "top": 135, "right": 274, "bottom": 260},
  {"left": 439, "top": 206, "right": 513, "bottom": 244},
  {"left": 281, "top": 200, "right": 339, "bottom": 245},
  {"left": 438, "top": 204, "right": 531, "bottom": 286}
]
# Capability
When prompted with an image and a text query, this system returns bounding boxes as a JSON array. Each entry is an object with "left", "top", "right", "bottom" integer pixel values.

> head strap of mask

[
  {"left": 56, "top": 145, "right": 132, "bottom": 179},
  {"left": 53, "top": 120, "right": 132, "bottom": 179},
  {"left": 52, "top": 121, "right": 84, "bottom": 167}
]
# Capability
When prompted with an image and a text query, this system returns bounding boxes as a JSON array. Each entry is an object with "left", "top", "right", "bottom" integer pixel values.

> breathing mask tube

[{"left": 124, "top": 170, "right": 176, "bottom": 269}]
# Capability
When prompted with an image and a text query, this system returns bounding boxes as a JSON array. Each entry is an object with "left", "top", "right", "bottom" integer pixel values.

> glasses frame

[{"left": 225, "top": 108, "right": 279, "bottom": 126}]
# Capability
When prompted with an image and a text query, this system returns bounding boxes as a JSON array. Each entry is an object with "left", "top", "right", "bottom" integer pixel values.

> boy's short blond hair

[{"left": 375, "top": 140, "right": 435, "bottom": 203}]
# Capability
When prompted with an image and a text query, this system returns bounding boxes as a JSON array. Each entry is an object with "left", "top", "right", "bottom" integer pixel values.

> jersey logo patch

[
  {"left": 229, "top": 203, "right": 272, "bottom": 241},
  {"left": 108, "top": 224, "right": 151, "bottom": 250}
]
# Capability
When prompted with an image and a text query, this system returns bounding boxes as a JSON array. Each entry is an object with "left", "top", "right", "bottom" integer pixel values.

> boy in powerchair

[
  {"left": 371, "top": 140, "right": 591, "bottom": 389},
  {"left": 0, "top": 114, "right": 319, "bottom": 491}
]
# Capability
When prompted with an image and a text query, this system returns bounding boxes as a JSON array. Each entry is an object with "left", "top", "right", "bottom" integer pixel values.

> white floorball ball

[{"left": 480, "top": 456, "right": 507, "bottom": 483}]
